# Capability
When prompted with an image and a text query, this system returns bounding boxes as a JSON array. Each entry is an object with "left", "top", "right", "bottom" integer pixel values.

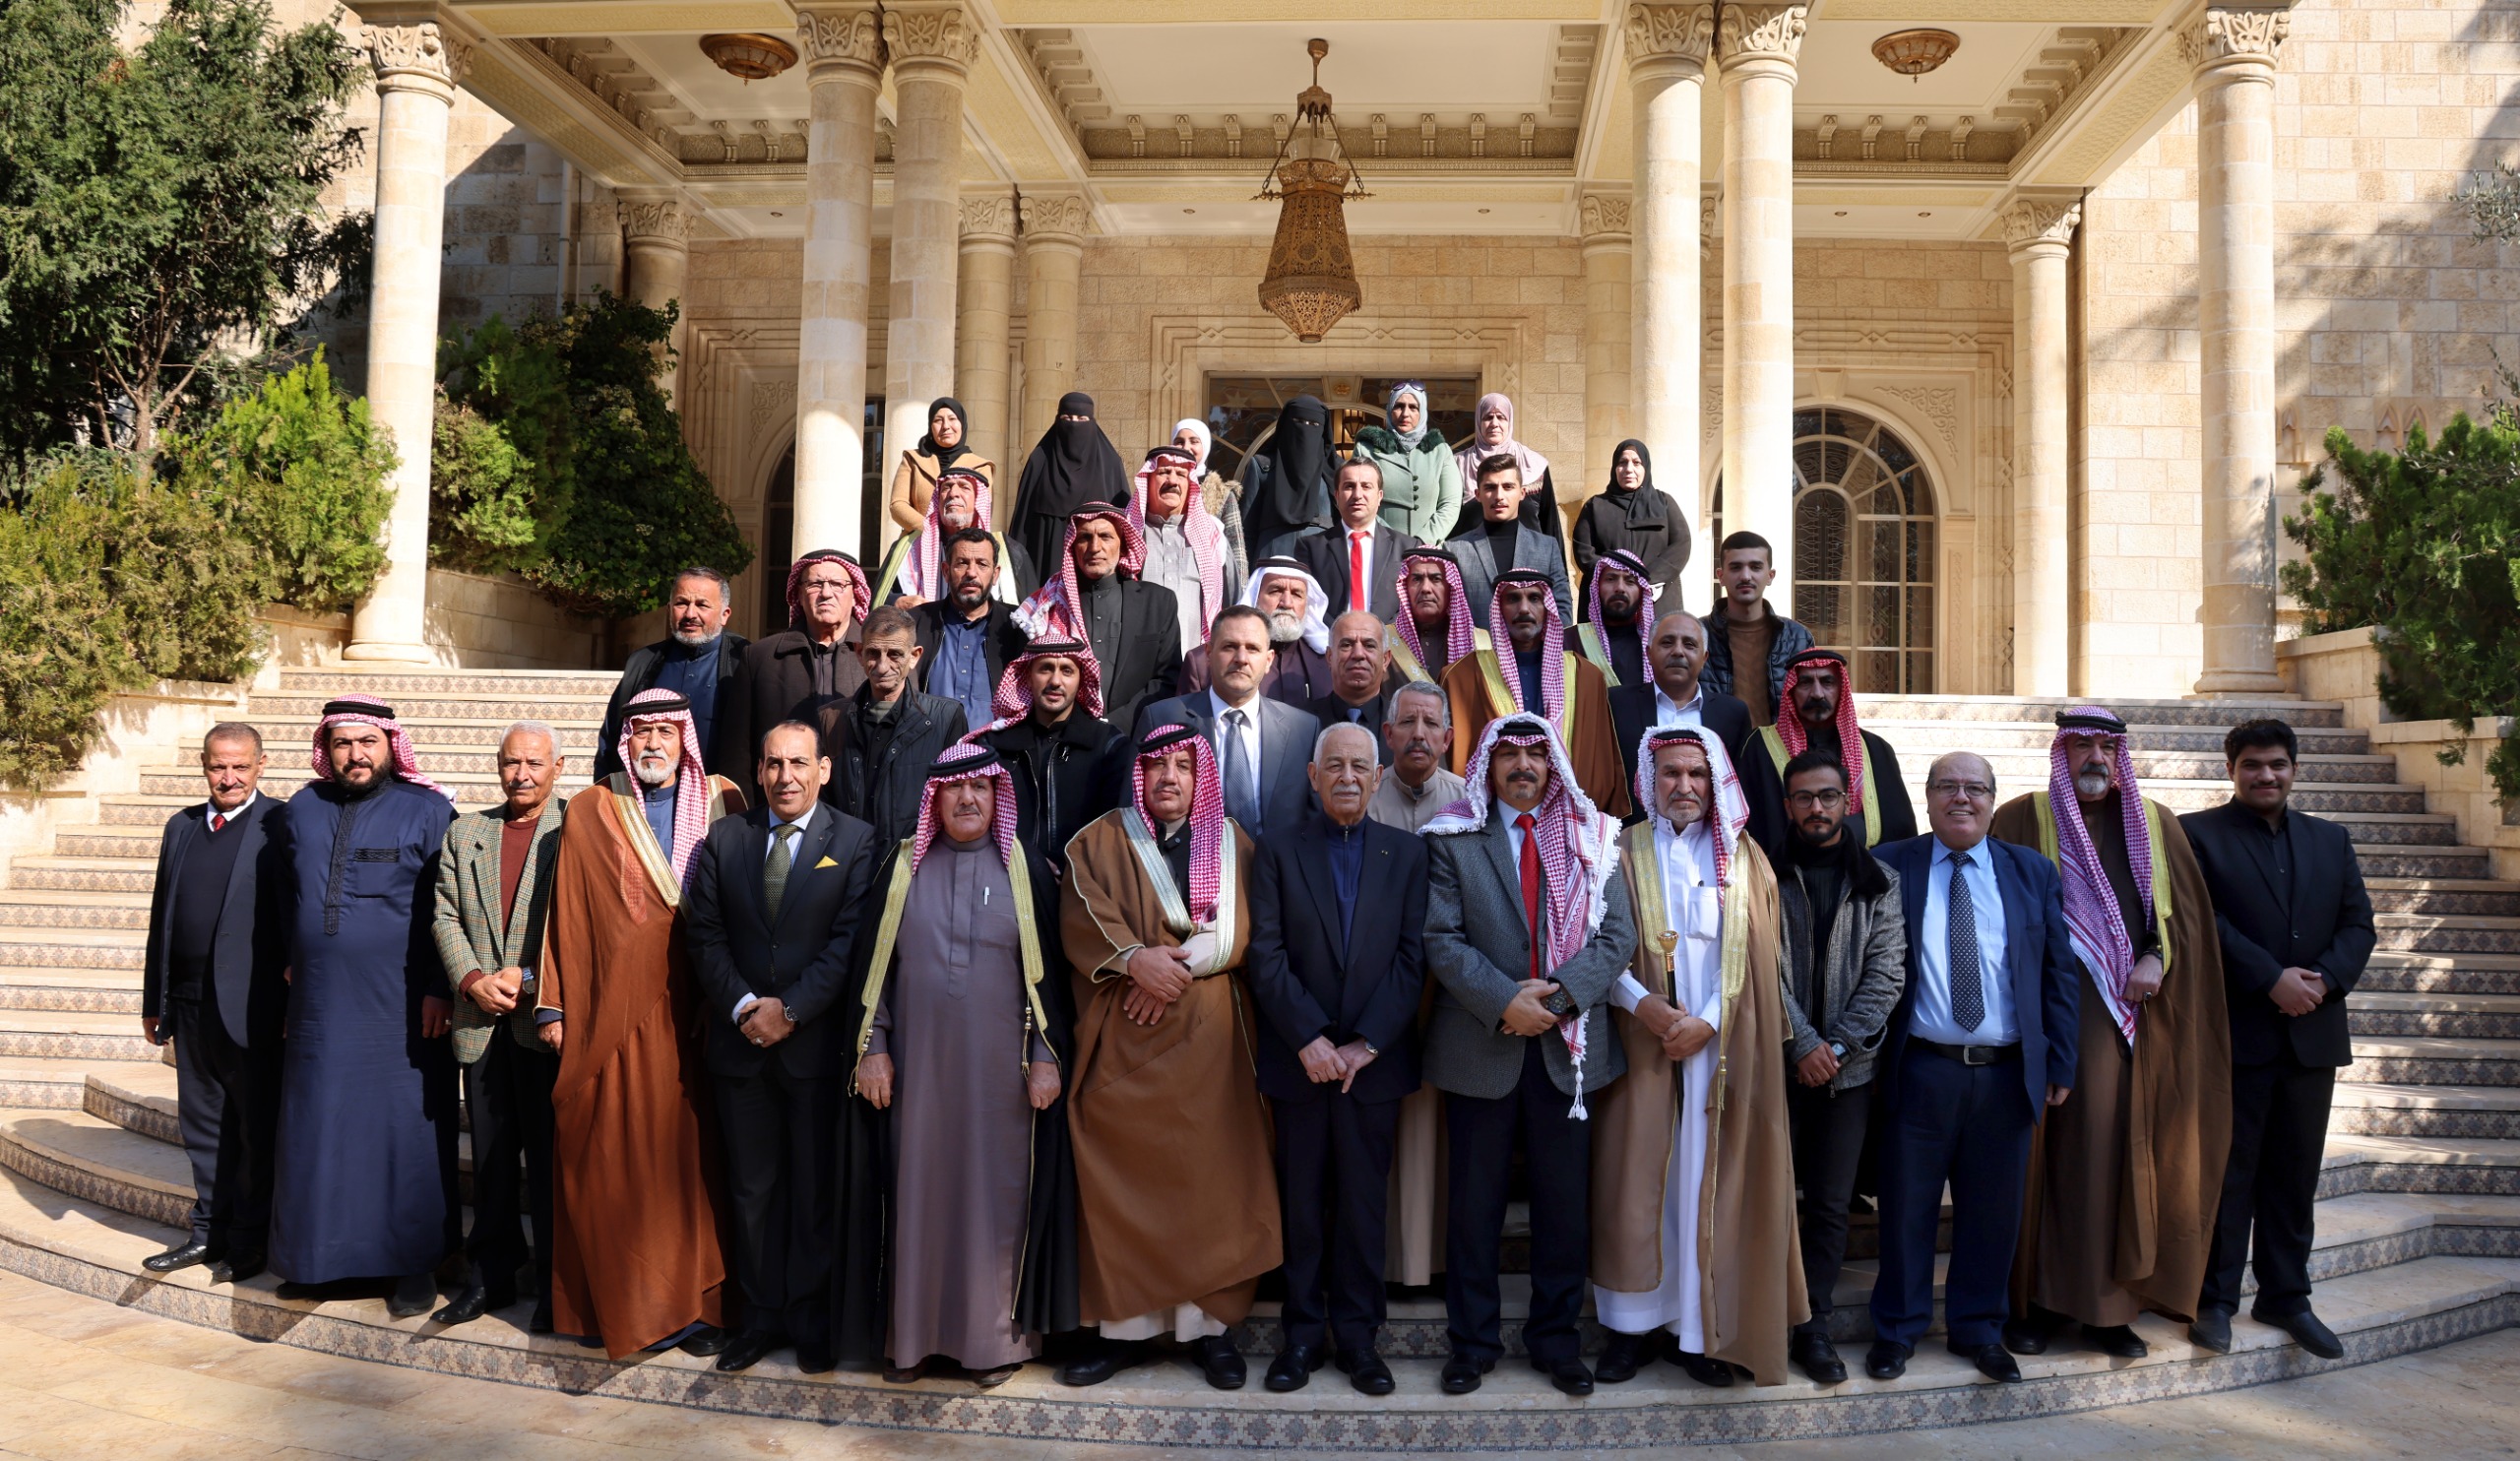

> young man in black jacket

[{"left": 973, "top": 639, "right": 1128, "bottom": 873}]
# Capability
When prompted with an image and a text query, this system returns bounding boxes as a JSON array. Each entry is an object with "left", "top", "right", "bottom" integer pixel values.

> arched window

[{"left": 1711, "top": 407, "right": 1938, "bottom": 693}]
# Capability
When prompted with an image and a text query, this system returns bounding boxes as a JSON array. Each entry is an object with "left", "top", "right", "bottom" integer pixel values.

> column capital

[
  {"left": 1019, "top": 190, "right": 1093, "bottom": 244},
  {"left": 2000, "top": 195, "right": 2082, "bottom": 256},
  {"left": 960, "top": 192, "right": 1019, "bottom": 242},
  {"left": 881, "top": 1, "right": 979, "bottom": 78},
  {"left": 1624, "top": 3, "right": 1715, "bottom": 73},
  {"left": 366, "top": 21, "right": 471, "bottom": 98},
  {"left": 2179, "top": 7, "right": 2290, "bottom": 80},
  {"left": 1716, "top": 4, "right": 1808, "bottom": 69},
  {"left": 795, "top": 3, "right": 884, "bottom": 82},
  {"left": 1579, "top": 192, "right": 1634, "bottom": 244},
  {"left": 618, "top": 198, "right": 693, "bottom": 245}
]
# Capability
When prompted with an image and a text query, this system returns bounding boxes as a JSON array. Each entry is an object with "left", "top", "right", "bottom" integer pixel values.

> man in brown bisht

[
  {"left": 1441, "top": 569, "right": 1632, "bottom": 817},
  {"left": 1591, "top": 726, "right": 1804, "bottom": 1387},
  {"left": 538, "top": 688, "right": 747, "bottom": 1360},
  {"left": 1054, "top": 723, "right": 1281, "bottom": 1391},
  {"left": 1386, "top": 544, "right": 1480, "bottom": 687},
  {"left": 1993, "top": 706, "right": 2231, "bottom": 1360}
]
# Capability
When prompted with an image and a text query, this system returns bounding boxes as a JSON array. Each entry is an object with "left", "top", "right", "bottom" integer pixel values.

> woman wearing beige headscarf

[
  {"left": 887, "top": 398, "right": 994, "bottom": 542},
  {"left": 1449, "top": 393, "right": 1562, "bottom": 540}
]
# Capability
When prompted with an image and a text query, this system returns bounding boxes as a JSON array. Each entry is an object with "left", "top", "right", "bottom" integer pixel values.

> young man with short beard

[
  {"left": 910, "top": 528, "right": 1031, "bottom": 733},
  {"left": 973, "top": 640, "right": 1130, "bottom": 873}
]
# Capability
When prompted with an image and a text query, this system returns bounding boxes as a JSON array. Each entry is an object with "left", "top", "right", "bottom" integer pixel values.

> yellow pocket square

[{"left": 814, "top": 856, "right": 839, "bottom": 868}]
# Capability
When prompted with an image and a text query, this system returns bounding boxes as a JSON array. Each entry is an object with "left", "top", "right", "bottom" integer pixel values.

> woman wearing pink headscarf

[{"left": 1449, "top": 393, "right": 1563, "bottom": 540}]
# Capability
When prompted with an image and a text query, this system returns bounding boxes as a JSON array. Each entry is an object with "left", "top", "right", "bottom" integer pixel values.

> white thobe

[
  {"left": 1102, "top": 1303, "right": 1228, "bottom": 1342},
  {"left": 1595, "top": 817, "right": 1725, "bottom": 1349}
]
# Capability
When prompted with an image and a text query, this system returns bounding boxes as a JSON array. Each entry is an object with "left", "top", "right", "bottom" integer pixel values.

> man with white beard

[{"left": 1179, "top": 557, "right": 1336, "bottom": 705}]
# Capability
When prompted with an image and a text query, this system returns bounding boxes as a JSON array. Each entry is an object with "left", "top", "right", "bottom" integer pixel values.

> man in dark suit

[
  {"left": 815, "top": 606, "right": 969, "bottom": 846},
  {"left": 1044, "top": 503, "right": 1184, "bottom": 732},
  {"left": 1281, "top": 461, "right": 1419, "bottom": 621},
  {"left": 1447, "top": 455, "right": 1574, "bottom": 628},
  {"left": 597, "top": 567, "right": 750, "bottom": 780},
  {"left": 140, "top": 724, "right": 287, "bottom": 1284},
  {"left": 1866, "top": 751, "right": 2079, "bottom": 1385},
  {"left": 722, "top": 548, "right": 869, "bottom": 779},
  {"left": 911, "top": 528, "right": 1031, "bottom": 733},
  {"left": 1307, "top": 610, "right": 1397, "bottom": 765},
  {"left": 2179, "top": 718, "right": 2375, "bottom": 1362},
  {"left": 1608, "top": 609, "right": 1754, "bottom": 791},
  {"left": 683, "top": 720, "right": 881, "bottom": 1374},
  {"left": 1244, "top": 721, "right": 1429, "bottom": 1397},
  {"left": 1135, "top": 605, "right": 1317, "bottom": 840}
]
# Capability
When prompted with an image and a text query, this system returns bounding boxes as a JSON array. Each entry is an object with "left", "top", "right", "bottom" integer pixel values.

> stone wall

[{"left": 422, "top": 570, "right": 604, "bottom": 670}]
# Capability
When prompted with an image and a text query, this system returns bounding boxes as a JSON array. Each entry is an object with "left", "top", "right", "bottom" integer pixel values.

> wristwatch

[
  {"left": 1362, "top": 1043, "right": 1379, "bottom": 1059},
  {"left": 1828, "top": 1040, "right": 1848, "bottom": 1059}
]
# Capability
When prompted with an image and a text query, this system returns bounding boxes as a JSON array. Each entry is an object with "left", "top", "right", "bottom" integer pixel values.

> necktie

[
  {"left": 1517, "top": 812, "right": 1543, "bottom": 982},
  {"left": 764, "top": 823, "right": 800, "bottom": 922},
  {"left": 1349, "top": 531, "right": 1369, "bottom": 614},
  {"left": 1223, "top": 710, "right": 1259, "bottom": 828},
  {"left": 1947, "top": 849, "right": 1984, "bottom": 1033},
  {"left": 209, "top": 812, "right": 226, "bottom": 833}
]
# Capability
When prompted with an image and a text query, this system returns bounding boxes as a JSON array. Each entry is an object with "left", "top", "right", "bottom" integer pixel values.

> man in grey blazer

[
  {"left": 1447, "top": 454, "right": 1574, "bottom": 629},
  {"left": 1134, "top": 604, "right": 1318, "bottom": 841},
  {"left": 428, "top": 723, "right": 570, "bottom": 1329},
  {"left": 1420, "top": 714, "right": 1637, "bottom": 1398}
]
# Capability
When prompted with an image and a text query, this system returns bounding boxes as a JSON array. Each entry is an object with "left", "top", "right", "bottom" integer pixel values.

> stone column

[
  {"left": 1717, "top": 5, "right": 1806, "bottom": 606},
  {"left": 791, "top": 3, "right": 883, "bottom": 561},
  {"left": 879, "top": 2, "right": 977, "bottom": 551},
  {"left": 1579, "top": 193, "right": 1634, "bottom": 512},
  {"left": 2004, "top": 195, "right": 2081, "bottom": 696},
  {"left": 1625, "top": 2, "right": 1714, "bottom": 609},
  {"left": 1017, "top": 191, "right": 1090, "bottom": 450},
  {"left": 956, "top": 192, "right": 1018, "bottom": 489},
  {"left": 346, "top": 17, "right": 470, "bottom": 666},
  {"left": 2185, "top": 7, "right": 2290, "bottom": 694},
  {"left": 618, "top": 198, "right": 692, "bottom": 408}
]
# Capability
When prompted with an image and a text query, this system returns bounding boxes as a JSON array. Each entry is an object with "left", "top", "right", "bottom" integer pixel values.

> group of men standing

[{"left": 139, "top": 423, "right": 2374, "bottom": 1402}]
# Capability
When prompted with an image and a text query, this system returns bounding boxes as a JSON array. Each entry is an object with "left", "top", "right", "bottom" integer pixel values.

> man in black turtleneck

[
  {"left": 1773, "top": 748, "right": 1909, "bottom": 1386},
  {"left": 1447, "top": 456, "right": 1572, "bottom": 628}
]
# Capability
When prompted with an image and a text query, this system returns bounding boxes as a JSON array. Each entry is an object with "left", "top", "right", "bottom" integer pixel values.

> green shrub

[
  {"left": 2285, "top": 415, "right": 2520, "bottom": 805},
  {"left": 433, "top": 315, "right": 571, "bottom": 573},
  {"left": 175, "top": 349, "right": 393, "bottom": 611},
  {"left": 429, "top": 400, "right": 542, "bottom": 573},
  {"left": 0, "top": 504, "right": 126, "bottom": 789}
]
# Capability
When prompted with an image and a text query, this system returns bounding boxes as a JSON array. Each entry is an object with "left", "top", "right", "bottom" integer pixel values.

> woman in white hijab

[
  {"left": 1449, "top": 392, "right": 1563, "bottom": 540},
  {"left": 1350, "top": 381, "right": 1463, "bottom": 544},
  {"left": 1172, "top": 416, "right": 1250, "bottom": 579}
]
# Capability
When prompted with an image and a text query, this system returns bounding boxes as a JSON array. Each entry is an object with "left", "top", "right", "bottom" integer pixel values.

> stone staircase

[{"left": 0, "top": 670, "right": 2511, "bottom": 1448}]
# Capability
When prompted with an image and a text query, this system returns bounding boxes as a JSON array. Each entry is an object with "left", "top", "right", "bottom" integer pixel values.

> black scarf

[
  {"left": 1015, "top": 392, "right": 1128, "bottom": 522},
  {"left": 917, "top": 396, "right": 973, "bottom": 470},
  {"left": 1258, "top": 395, "right": 1331, "bottom": 497}
]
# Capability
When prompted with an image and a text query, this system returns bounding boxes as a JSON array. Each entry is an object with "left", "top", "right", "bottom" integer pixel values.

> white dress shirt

[
  {"left": 202, "top": 791, "right": 259, "bottom": 829},
  {"left": 1653, "top": 682, "right": 1707, "bottom": 731},
  {"left": 1909, "top": 835, "right": 2017, "bottom": 1046},
  {"left": 1613, "top": 817, "right": 1720, "bottom": 1020},
  {"left": 1209, "top": 687, "right": 1265, "bottom": 809}
]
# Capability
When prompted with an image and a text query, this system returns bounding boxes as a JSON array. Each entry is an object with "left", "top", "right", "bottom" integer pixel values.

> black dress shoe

[
  {"left": 1193, "top": 1335, "right": 1246, "bottom": 1390},
  {"left": 2083, "top": 1323, "right": 2148, "bottom": 1359},
  {"left": 1057, "top": 1339, "right": 1150, "bottom": 1387},
  {"left": 883, "top": 1360, "right": 927, "bottom": 1384},
  {"left": 1864, "top": 1340, "right": 1911, "bottom": 1380},
  {"left": 144, "top": 1240, "right": 217, "bottom": 1274},
  {"left": 1595, "top": 1330, "right": 1655, "bottom": 1383},
  {"left": 209, "top": 1251, "right": 264, "bottom": 1286},
  {"left": 432, "top": 1283, "right": 491, "bottom": 1326},
  {"left": 972, "top": 1363, "right": 1022, "bottom": 1388},
  {"left": 1953, "top": 1341, "right": 2022, "bottom": 1382},
  {"left": 677, "top": 1325, "right": 732, "bottom": 1357},
  {"left": 1671, "top": 1348, "right": 1735, "bottom": 1388},
  {"left": 2188, "top": 1306, "right": 2233, "bottom": 1354},
  {"left": 528, "top": 1301, "right": 555, "bottom": 1335},
  {"left": 1790, "top": 1330, "right": 1847, "bottom": 1385},
  {"left": 1534, "top": 1357, "right": 1594, "bottom": 1397},
  {"left": 1336, "top": 1347, "right": 1395, "bottom": 1397},
  {"left": 1265, "top": 1343, "right": 1324, "bottom": 1392},
  {"left": 1440, "top": 1353, "right": 1492, "bottom": 1394},
  {"left": 715, "top": 1330, "right": 784, "bottom": 1372},
  {"left": 2255, "top": 1306, "right": 2344, "bottom": 1360},
  {"left": 794, "top": 1346, "right": 837, "bottom": 1374},
  {"left": 387, "top": 1273, "right": 438, "bottom": 1319}
]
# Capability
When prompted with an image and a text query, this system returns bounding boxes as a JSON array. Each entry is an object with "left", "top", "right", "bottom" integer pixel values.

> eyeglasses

[
  {"left": 1927, "top": 780, "right": 1995, "bottom": 800},
  {"left": 1786, "top": 789, "right": 1846, "bottom": 808}
]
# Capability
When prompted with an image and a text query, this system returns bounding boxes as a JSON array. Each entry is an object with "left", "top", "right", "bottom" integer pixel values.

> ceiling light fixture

[
  {"left": 1255, "top": 37, "right": 1368, "bottom": 343},
  {"left": 1871, "top": 29, "right": 1960, "bottom": 80},
  {"left": 699, "top": 32, "right": 797, "bottom": 83}
]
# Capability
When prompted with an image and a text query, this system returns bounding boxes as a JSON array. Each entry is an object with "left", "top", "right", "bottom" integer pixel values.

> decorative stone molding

[
  {"left": 1716, "top": 4, "right": 1807, "bottom": 65},
  {"left": 367, "top": 22, "right": 471, "bottom": 94},
  {"left": 881, "top": 3, "right": 979, "bottom": 73},
  {"left": 618, "top": 200, "right": 692, "bottom": 243},
  {"left": 1579, "top": 193, "right": 1633, "bottom": 240},
  {"left": 1019, "top": 191, "right": 1092, "bottom": 241},
  {"left": 2180, "top": 8, "right": 2290, "bottom": 74},
  {"left": 1878, "top": 384, "right": 1960, "bottom": 452},
  {"left": 795, "top": 4, "right": 883, "bottom": 75},
  {"left": 2000, "top": 197, "right": 2082, "bottom": 253},
  {"left": 959, "top": 193, "right": 1018, "bottom": 240},
  {"left": 1623, "top": 3, "right": 1715, "bottom": 64}
]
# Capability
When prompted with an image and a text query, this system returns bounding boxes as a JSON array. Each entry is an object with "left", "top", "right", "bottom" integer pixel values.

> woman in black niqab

[
  {"left": 1236, "top": 394, "right": 1336, "bottom": 554},
  {"left": 1009, "top": 391, "right": 1130, "bottom": 585}
]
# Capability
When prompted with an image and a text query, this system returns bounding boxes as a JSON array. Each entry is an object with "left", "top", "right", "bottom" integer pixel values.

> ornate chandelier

[
  {"left": 699, "top": 32, "right": 797, "bottom": 83},
  {"left": 1871, "top": 29, "right": 1961, "bottom": 79},
  {"left": 1256, "top": 38, "right": 1368, "bottom": 344}
]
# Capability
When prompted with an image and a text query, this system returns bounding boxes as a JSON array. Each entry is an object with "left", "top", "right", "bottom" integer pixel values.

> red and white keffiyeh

[
  {"left": 1133, "top": 723, "right": 1228, "bottom": 923},
  {"left": 1014, "top": 502, "right": 1144, "bottom": 640},
  {"left": 306, "top": 694, "right": 450, "bottom": 799},
  {"left": 912, "top": 741, "right": 1020, "bottom": 870},
  {"left": 1774, "top": 648, "right": 1867, "bottom": 810},
  {"left": 1586, "top": 547, "right": 1658, "bottom": 668},
  {"left": 2049, "top": 706, "right": 2156, "bottom": 1043},
  {"left": 1635, "top": 723, "right": 1750, "bottom": 889},
  {"left": 615, "top": 687, "right": 714, "bottom": 883},
  {"left": 1424, "top": 714, "right": 1622, "bottom": 1117},
  {"left": 1488, "top": 570, "right": 1571, "bottom": 726},
  {"left": 785, "top": 548, "right": 871, "bottom": 632},
  {"left": 963, "top": 638, "right": 1108, "bottom": 741},
  {"left": 1129, "top": 446, "right": 1228, "bottom": 641},
  {"left": 896, "top": 467, "right": 993, "bottom": 603},
  {"left": 1394, "top": 546, "right": 1479, "bottom": 672}
]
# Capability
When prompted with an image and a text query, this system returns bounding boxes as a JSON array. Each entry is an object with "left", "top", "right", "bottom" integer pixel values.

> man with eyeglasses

[
  {"left": 1771, "top": 749, "right": 1908, "bottom": 1384},
  {"left": 1865, "top": 753, "right": 2079, "bottom": 1385}
]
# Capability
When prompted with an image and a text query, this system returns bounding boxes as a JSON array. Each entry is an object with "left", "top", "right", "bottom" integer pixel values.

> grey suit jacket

[
  {"left": 1446, "top": 524, "right": 1575, "bottom": 630},
  {"left": 430, "top": 799, "right": 568, "bottom": 1064},
  {"left": 1421, "top": 812, "right": 1637, "bottom": 1100},
  {"left": 1132, "top": 690, "right": 1319, "bottom": 842}
]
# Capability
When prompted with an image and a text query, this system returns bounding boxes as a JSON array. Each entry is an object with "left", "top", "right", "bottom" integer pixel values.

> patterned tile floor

[{"left": 0, "top": 1268, "right": 2507, "bottom": 1461}]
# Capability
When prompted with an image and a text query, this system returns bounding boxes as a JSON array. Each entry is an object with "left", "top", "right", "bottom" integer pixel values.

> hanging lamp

[{"left": 1255, "top": 38, "right": 1369, "bottom": 343}]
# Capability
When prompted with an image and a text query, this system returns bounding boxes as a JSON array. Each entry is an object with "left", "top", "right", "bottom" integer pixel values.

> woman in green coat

[{"left": 1349, "top": 381, "right": 1463, "bottom": 545}]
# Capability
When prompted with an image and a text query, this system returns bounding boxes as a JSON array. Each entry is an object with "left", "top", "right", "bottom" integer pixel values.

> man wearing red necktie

[{"left": 1284, "top": 461, "right": 1419, "bottom": 624}]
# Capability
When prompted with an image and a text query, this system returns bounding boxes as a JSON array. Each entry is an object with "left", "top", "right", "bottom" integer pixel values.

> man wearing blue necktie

[{"left": 1865, "top": 752, "right": 2080, "bottom": 1384}]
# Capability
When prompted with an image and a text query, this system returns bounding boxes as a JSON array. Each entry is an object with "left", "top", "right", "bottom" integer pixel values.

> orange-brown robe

[
  {"left": 1993, "top": 792, "right": 2232, "bottom": 1326},
  {"left": 1441, "top": 647, "right": 1633, "bottom": 818},
  {"left": 1590, "top": 819, "right": 1805, "bottom": 1384},
  {"left": 1058, "top": 810, "right": 1282, "bottom": 1328},
  {"left": 539, "top": 775, "right": 745, "bottom": 1358}
]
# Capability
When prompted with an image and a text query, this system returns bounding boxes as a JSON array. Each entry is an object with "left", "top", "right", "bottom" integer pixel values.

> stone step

[
  {"left": 83, "top": 1063, "right": 176, "bottom": 1145},
  {"left": 2363, "top": 880, "right": 2520, "bottom": 918},
  {"left": 2362, "top": 953, "right": 2520, "bottom": 997},
  {"left": 0, "top": 1009, "right": 161, "bottom": 1063},
  {"left": 251, "top": 716, "right": 610, "bottom": 747},
  {"left": 2356, "top": 846, "right": 2497, "bottom": 881},
  {"left": 2377, "top": 914, "right": 2520, "bottom": 956},
  {"left": 2334, "top": 1083, "right": 2520, "bottom": 1141},
  {"left": 0, "top": 1108, "right": 191, "bottom": 1227},
  {"left": 0, "top": 967, "right": 141, "bottom": 1015},
  {"left": 0, "top": 928, "right": 145, "bottom": 968},
  {"left": 248, "top": 692, "right": 613, "bottom": 724},
  {"left": 274, "top": 667, "right": 624, "bottom": 697},
  {"left": 2350, "top": 992, "right": 2520, "bottom": 1042},
  {"left": 1860, "top": 695, "right": 2345, "bottom": 729},
  {"left": 2321, "top": 1134, "right": 2520, "bottom": 1198},
  {"left": 0, "top": 891, "right": 149, "bottom": 930},
  {"left": 133, "top": 769, "right": 599, "bottom": 800},
  {"left": 2337, "top": 1039, "right": 2520, "bottom": 1090},
  {"left": 1868, "top": 720, "right": 2365, "bottom": 753},
  {"left": 0, "top": 1057, "right": 96, "bottom": 1112}
]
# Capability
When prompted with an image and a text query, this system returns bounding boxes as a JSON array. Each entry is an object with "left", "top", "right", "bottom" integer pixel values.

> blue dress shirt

[{"left": 1909, "top": 835, "right": 2016, "bottom": 1046}]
